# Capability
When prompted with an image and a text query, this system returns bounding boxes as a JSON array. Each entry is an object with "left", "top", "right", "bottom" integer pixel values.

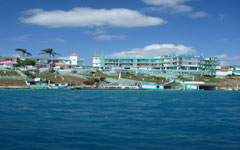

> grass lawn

[
  {"left": 0, "top": 70, "right": 20, "bottom": 76},
  {"left": 36, "top": 74, "right": 87, "bottom": 85},
  {"left": 183, "top": 75, "right": 240, "bottom": 89},
  {"left": 79, "top": 71, "right": 166, "bottom": 83},
  {"left": 183, "top": 76, "right": 224, "bottom": 83},
  {"left": 0, "top": 79, "right": 26, "bottom": 86},
  {"left": 121, "top": 73, "right": 166, "bottom": 83},
  {"left": 79, "top": 72, "right": 119, "bottom": 79}
]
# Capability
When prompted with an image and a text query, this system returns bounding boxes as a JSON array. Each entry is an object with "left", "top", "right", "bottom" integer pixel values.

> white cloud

[
  {"left": 145, "top": 5, "right": 192, "bottom": 14},
  {"left": 83, "top": 29, "right": 125, "bottom": 41},
  {"left": 142, "top": 0, "right": 192, "bottom": 14},
  {"left": 216, "top": 54, "right": 240, "bottom": 61},
  {"left": 143, "top": 0, "right": 190, "bottom": 6},
  {"left": 219, "top": 61, "right": 228, "bottom": 66},
  {"left": 41, "top": 38, "right": 65, "bottom": 43},
  {"left": 219, "top": 14, "right": 225, "bottom": 20},
  {"left": 20, "top": 7, "right": 166, "bottom": 28},
  {"left": 216, "top": 54, "right": 240, "bottom": 65},
  {"left": 83, "top": 29, "right": 106, "bottom": 35},
  {"left": 12, "top": 34, "right": 31, "bottom": 42},
  {"left": 143, "top": 0, "right": 209, "bottom": 19},
  {"left": 95, "top": 35, "right": 126, "bottom": 41},
  {"left": 189, "top": 11, "right": 208, "bottom": 19},
  {"left": 110, "top": 43, "right": 196, "bottom": 57},
  {"left": 55, "top": 38, "right": 65, "bottom": 43}
]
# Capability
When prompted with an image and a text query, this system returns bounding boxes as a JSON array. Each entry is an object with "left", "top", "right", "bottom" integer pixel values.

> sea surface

[{"left": 0, "top": 90, "right": 240, "bottom": 150}]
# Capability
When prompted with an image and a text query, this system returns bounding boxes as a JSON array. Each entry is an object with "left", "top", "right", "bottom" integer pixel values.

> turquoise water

[{"left": 0, "top": 90, "right": 240, "bottom": 150}]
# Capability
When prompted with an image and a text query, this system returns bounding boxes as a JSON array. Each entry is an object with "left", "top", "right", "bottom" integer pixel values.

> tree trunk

[{"left": 49, "top": 54, "right": 53, "bottom": 71}]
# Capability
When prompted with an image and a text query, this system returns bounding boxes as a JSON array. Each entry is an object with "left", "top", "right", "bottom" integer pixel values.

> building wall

[
  {"left": 216, "top": 70, "right": 233, "bottom": 77},
  {"left": 141, "top": 84, "right": 164, "bottom": 90},
  {"left": 0, "top": 57, "right": 17, "bottom": 62},
  {"left": 93, "top": 56, "right": 102, "bottom": 67},
  {"left": 69, "top": 55, "right": 78, "bottom": 65}
]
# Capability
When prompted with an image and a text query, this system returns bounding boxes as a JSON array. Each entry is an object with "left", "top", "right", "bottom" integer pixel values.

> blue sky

[{"left": 0, "top": 0, "right": 239, "bottom": 65}]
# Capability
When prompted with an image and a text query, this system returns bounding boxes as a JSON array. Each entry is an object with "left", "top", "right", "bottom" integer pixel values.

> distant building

[
  {"left": 215, "top": 65, "right": 240, "bottom": 77},
  {"left": 0, "top": 52, "right": 84, "bottom": 71},
  {"left": 216, "top": 70, "right": 233, "bottom": 78},
  {"left": 69, "top": 53, "right": 78, "bottom": 65},
  {"left": 57, "top": 53, "right": 84, "bottom": 69},
  {"left": 93, "top": 54, "right": 220, "bottom": 77}
]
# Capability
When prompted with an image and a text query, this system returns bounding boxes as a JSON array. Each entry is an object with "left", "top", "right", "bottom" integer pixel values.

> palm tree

[
  {"left": 15, "top": 48, "right": 32, "bottom": 57},
  {"left": 39, "top": 48, "right": 61, "bottom": 59},
  {"left": 39, "top": 48, "right": 61, "bottom": 70}
]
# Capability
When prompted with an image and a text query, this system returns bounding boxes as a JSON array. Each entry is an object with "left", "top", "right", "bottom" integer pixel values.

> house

[
  {"left": 0, "top": 53, "right": 84, "bottom": 71},
  {"left": 0, "top": 56, "right": 17, "bottom": 69}
]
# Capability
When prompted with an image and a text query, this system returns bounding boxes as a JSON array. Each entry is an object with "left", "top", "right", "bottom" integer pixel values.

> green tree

[
  {"left": 16, "top": 58, "right": 23, "bottom": 67},
  {"left": 15, "top": 49, "right": 32, "bottom": 57},
  {"left": 23, "top": 59, "right": 36, "bottom": 66},
  {"left": 16, "top": 58, "right": 36, "bottom": 66}
]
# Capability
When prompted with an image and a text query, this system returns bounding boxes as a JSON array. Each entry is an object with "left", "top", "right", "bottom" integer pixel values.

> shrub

[
  {"left": 93, "top": 78, "right": 100, "bottom": 82},
  {"left": 50, "top": 70, "right": 56, "bottom": 73},
  {"left": 83, "top": 80, "right": 95, "bottom": 85},
  {"left": 177, "top": 75, "right": 183, "bottom": 79},
  {"left": 24, "top": 71, "right": 36, "bottom": 79},
  {"left": 225, "top": 74, "right": 233, "bottom": 79},
  {"left": 100, "top": 77, "right": 105, "bottom": 81},
  {"left": 71, "top": 70, "right": 77, "bottom": 73}
]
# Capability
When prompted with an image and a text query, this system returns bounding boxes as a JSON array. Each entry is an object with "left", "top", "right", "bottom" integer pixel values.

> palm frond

[
  {"left": 40, "top": 50, "right": 51, "bottom": 53},
  {"left": 39, "top": 52, "right": 46, "bottom": 55},
  {"left": 15, "top": 48, "right": 26, "bottom": 53},
  {"left": 39, "top": 48, "right": 61, "bottom": 58},
  {"left": 53, "top": 52, "right": 61, "bottom": 56},
  {"left": 26, "top": 52, "right": 32, "bottom": 56}
]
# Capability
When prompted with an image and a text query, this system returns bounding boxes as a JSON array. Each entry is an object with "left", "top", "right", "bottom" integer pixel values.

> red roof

[
  {"left": 36, "top": 63, "right": 49, "bottom": 65},
  {"left": 0, "top": 61, "right": 17, "bottom": 64},
  {"left": 93, "top": 55, "right": 103, "bottom": 57},
  {"left": 13, "top": 54, "right": 20, "bottom": 57},
  {"left": 71, "top": 53, "right": 77, "bottom": 56},
  {"left": 54, "top": 62, "right": 69, "bottom": 66}
]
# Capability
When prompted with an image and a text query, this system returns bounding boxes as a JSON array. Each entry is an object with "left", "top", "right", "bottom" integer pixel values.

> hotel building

[{"left": 93, "top": 54, "right": 220, "bottom": 77}]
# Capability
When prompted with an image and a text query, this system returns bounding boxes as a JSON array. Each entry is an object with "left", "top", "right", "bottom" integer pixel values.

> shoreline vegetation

[{"left": 0, "top": 70, "right": 239, "bottom": 91}]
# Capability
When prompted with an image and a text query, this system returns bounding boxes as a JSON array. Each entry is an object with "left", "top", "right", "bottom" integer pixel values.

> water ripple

[{"left": 0, "top": 90, "right": 240, "bottom": 150}]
